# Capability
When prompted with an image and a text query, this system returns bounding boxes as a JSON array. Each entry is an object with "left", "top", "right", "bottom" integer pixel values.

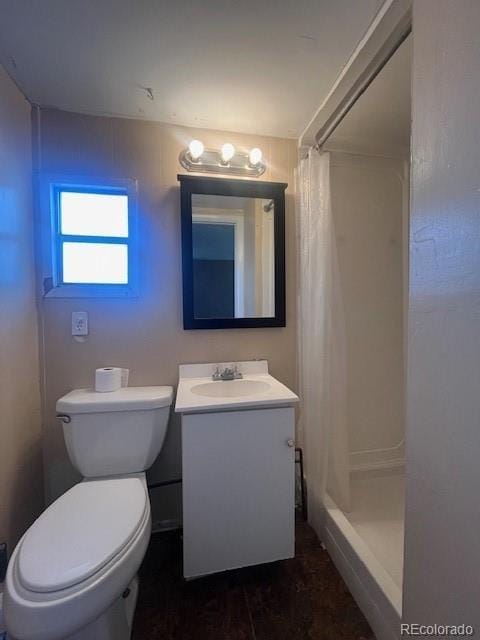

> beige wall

[
  {"left": 403, "top": 0, "right": 480, "bottom": 629},
  {"left": 35, "top": 109, "right": 297, "bottom": 520},
  {"left": 0, "top": 66, "right": 43, "bottom": 551},
  {"left": 330, "top": 152, "right": 406, "bottom": 470}
]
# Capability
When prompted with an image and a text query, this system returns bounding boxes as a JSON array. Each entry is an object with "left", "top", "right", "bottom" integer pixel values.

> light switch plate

[{"left": 72, "top": 311, "right": 88, "bottom": 336}]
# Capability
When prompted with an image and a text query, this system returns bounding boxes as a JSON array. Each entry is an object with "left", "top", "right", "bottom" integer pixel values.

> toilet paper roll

[
  {"left": 120, "top": 368, "right": 129, "bottom": 388},
  {"left": 95, "top": 367, "right": 124, "bottom": 393}
]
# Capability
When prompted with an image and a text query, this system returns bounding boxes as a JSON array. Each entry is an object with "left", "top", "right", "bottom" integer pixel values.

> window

[{"left": 46, "top": 180, "right": 138, "bottom": 297}]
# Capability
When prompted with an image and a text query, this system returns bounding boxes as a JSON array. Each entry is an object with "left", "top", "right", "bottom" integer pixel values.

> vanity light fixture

[
  {"left": 179, "top": 143, "right": 266, "bottom": 177},
  {"left": 248, "top": 147, "right": 263, "bottom": 167},
  {"left": 188, "top": 139, "right": 204, "bottom": 161},
  {"left": 220, "top": 142, "right": 235, "bottom": 164}
]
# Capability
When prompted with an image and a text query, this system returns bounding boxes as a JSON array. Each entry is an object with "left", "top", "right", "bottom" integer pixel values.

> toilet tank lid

[{"left": 56, "top": 386, "right": 174, "bottom": 414}]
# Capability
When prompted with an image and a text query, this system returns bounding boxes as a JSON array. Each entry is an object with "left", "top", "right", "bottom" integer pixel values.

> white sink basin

[
  {"left": 191, "top": 379, "right": 271, "bottom": 399},
  {"left": 175, "top": 361, "right": 299, "bottom": 414}
]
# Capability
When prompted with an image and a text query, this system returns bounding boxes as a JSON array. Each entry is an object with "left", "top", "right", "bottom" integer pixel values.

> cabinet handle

[{"left": 286, "top": 438, "right": 295, "bottom": 448}]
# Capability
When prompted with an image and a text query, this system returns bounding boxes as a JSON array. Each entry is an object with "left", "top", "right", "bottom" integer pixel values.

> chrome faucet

[{"left": 212, "top": 365, "right": 243, "bottom": 381}]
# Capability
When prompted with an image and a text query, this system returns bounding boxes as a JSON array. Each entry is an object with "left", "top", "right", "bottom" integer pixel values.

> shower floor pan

[{"left": 322, "top": 470, "right": 404, "bottom": 640}]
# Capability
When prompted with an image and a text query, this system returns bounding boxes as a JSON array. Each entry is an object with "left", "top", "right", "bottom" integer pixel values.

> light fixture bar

[{"left": 179, "top": 147, "right": 266, "bottom": 177}]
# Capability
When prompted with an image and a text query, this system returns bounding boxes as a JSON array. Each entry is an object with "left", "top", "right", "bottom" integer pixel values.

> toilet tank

[{"left": 56, "top": 386, "right": 174, "bottom": 478}]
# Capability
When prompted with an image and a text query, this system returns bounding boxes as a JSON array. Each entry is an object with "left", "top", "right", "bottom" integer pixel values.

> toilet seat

[
  {"left": 17, "top": 477, "right": 148, "bottom": 593},
  {"left": 4, "top": 475, "right": 151, "bottom": 640}
]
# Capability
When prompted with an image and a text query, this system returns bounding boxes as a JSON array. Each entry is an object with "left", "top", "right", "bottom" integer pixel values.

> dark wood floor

[{"left": 132, "top": 517, "right": 374, "bottom": 640}]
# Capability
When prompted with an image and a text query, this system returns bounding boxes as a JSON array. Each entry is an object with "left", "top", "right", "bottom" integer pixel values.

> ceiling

[
  {"left": 327, "top": 34, "right": 411, "bottom": 156},
  {"left": 0, "top": 0, "right": 384, "bottom": 138}
]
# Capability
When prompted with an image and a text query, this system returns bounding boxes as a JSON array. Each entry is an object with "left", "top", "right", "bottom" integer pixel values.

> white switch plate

[{"left": 72, "top": 311, "right": 88, "bottom": 336}]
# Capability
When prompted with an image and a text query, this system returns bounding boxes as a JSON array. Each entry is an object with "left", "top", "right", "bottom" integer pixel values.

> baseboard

[{"left": 0, "top": 590, "right": 6, "bottom": 639}]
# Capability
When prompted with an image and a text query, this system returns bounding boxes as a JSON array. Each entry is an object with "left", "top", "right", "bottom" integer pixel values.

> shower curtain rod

[
  {"left": 316, "top": 26, "right": 411, "bottom": 151},
  {"left": 298, "top": 0, "right": 412, "bottom": 153}
]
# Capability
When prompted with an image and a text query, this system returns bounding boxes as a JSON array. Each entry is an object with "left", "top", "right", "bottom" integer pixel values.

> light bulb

[
  {"left": 221, "top": 143, "right": 235, "bottom": 163},
  {"left": 188, "top": 139, "right": 204, "bottom": 161},
  {"left": 249, "top": 147, "right": 262, "bottom": 166}
]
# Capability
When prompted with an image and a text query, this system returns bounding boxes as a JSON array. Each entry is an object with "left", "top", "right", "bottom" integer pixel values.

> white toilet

[{"left": 4, "top": 385, "right": 173, "bottom": 640}]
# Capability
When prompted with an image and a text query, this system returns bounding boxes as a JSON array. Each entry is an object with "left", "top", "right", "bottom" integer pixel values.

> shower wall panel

[{"left": 330, "top": 152, "right": 408, "bottom": 470}]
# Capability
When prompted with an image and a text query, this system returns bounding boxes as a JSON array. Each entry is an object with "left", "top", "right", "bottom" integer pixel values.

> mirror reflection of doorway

[
  {"left": 190, "top": 194, "right": 276, "bottom": 322},
  {"left": 192, "top": 222, "right": 236, "bottom": 318}
]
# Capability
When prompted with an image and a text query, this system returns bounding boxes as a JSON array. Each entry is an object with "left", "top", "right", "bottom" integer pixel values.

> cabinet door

[{"left": 182, "top": 407, "right": 295, "bottom": 578}]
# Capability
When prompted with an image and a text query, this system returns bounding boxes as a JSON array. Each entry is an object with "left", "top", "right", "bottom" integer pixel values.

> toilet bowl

[{"left": 5, "top": 386, "right": 173, "bottom": 640}]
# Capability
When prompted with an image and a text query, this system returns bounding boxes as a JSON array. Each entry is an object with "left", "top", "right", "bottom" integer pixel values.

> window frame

[{"left": 40, "top": 175, "right": 139, "bottom": 298}]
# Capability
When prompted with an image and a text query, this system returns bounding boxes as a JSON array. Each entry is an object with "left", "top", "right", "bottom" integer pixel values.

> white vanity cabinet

[{"left": 181, "top": 406, "right": 295, "bottom": 579}]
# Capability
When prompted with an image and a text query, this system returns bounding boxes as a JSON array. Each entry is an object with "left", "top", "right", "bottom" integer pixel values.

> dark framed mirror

[{"left": 178, "top": 175, "right": 287, "bottom": 329}]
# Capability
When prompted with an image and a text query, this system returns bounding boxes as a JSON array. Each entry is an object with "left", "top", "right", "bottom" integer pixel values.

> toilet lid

[{"left": 18, "top": 477, "right": 148, "bottom": 593}]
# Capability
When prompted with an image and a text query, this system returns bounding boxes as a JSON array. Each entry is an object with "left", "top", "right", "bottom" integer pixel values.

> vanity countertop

[{"left": 175, "top": 360, "right": 299, "bottom": 414}]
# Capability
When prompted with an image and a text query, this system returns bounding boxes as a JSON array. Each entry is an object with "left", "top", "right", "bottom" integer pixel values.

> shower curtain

[{"left": 297, "top": 149, "right": 350, "bottom": 533}]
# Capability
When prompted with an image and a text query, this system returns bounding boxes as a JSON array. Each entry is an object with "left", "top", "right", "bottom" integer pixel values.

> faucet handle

[
  {"left": 233, "top": 364, "right": 243, "bottom": 379},
  {"left": 212, "top": 365, "right": 221, "bottom": 381}
]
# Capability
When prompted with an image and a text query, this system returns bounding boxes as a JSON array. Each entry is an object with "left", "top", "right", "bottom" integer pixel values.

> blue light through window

[
  {"left": 55, "top": 188, "right": 130, "bottom": 286},
  {"left": 60, "top": 192, "right": 129, "bottom": 237},
  {"left": 62, "top": 242, "right": 128, "bottom": 284}
]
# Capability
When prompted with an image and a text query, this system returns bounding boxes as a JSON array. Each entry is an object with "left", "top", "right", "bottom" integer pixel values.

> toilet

[{"left": 4, "top": 385, "right": 173, "bottom": 640}]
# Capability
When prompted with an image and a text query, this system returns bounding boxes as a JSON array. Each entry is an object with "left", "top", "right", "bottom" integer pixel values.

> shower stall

[{"left": 297, "top": 34, "right": 411, "bottom": 640}]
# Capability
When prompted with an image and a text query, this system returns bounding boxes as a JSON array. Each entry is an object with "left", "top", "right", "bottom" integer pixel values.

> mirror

[
  {"left": 178, "top": 175, "right": 287, "bottom": 329},
  {"left": 192, "top": 194, "right": 275, "bottom": 319}
]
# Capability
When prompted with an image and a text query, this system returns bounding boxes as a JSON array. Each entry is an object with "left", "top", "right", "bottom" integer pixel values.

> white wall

[
  {"left": 330, "top": 152, "right": 406, "bottom": 470},
  {"left": 0, "top": 65, "right": 43, "bottom": 552},
  {"left": 403, "top": 0, "right": 480, "bottom": 629}
]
